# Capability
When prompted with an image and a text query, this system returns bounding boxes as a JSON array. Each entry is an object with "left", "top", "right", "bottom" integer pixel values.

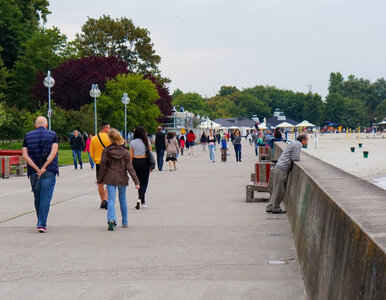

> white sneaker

[{"left": 141, "top": 204, "right": 148, "bottom": 209}]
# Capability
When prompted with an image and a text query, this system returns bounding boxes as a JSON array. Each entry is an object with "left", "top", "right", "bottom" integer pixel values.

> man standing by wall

[
  {"left": 90, "top": 121, "right": 111, "bottom": 209},
  {"left": 69, "top": 130, "right": 84, "bottom": 170},
  {"left": 154, "top": 126, "right": 165, "bottom": 171},
  {"left": 266, "top": 133, "right": 308, "bottom": 214},
  {"left": 22, "top": 116, "right": 59, "bottom": 233}
]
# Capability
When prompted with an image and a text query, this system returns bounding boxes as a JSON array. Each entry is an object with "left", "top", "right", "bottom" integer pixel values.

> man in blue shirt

[{"left": 22, "top": 116, "right": 59, "bottom": 233}]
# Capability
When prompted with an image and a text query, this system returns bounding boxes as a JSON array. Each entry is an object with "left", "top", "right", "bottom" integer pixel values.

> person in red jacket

[{"left": 187, "top": 130, "right": 196, "bottom": 156}]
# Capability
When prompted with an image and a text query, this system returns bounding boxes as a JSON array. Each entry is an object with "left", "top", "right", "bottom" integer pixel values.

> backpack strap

[{"left": 97, "top": 133, "right": 106, "bottom": 148}]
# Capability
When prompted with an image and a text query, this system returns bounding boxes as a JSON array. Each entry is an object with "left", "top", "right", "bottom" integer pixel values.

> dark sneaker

[
  {"left": 108, "top": 220, "right": 115, "bottom": 231},
  {"left": 135, "top": 201, "right": 140, "bottom": 210},
  {"left": 272, "top": 209, "right": 286, "bottom": 214},
  {"left": 38, "top": 227, "right": 47, "bottom": 233}
]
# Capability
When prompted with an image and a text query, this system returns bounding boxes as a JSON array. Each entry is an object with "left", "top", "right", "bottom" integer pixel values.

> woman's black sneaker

[
  {"left": 135, "top": 201, "right": 140, "bottom": 210},
  {"left": 108, "top": 220, "right": 115, "bottom": 231}
]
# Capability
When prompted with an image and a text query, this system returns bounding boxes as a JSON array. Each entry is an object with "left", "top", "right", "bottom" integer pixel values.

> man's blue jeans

[
  {"left": 234, "top": 144, "right": 242, "bottom": 161},
  {"left": 208, "top": 145, "right": 215, "bottom": 161},
  {"left": 30, "top": 172, "right": 56, "bottom": 228},
  {"left": 107, "top": 185, "right": 128, "bottom": 226},
  {"left": 72, "top": 150, "right": 82, "bottom": 169},
  {"left": 156, "top": 148, "right": 165, "bottom": 171}
]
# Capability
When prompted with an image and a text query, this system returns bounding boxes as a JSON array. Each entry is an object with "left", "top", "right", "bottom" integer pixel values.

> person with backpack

[
  {"left": 98, "top": 129, "right": 140, "bottom": 231},
  {"left": 179, "top": 132, "right": 186, "bottom": 155},
  {"left": 90, "top": 121, "right": 111, "bottom": 209}
]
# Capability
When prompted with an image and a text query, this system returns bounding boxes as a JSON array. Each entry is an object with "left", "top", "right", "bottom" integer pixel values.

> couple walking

[
  {"left": 154, "top": 127, "right": 181, "bottom": 171},
  {"left": 91, "top": 124, "right": 153, "bottom": 231}
]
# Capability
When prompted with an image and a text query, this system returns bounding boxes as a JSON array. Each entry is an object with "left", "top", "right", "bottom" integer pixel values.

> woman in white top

[{"left": 129, "top": 126, "right": 152, "bottom": 209}]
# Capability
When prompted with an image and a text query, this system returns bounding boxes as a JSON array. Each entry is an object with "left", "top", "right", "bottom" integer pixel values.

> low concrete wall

[{"left": 274, "top": 142, "right": 386, "bottom": 299}]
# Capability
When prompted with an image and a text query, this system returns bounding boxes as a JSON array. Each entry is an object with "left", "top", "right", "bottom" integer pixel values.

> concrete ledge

[{"left": 274, "top": 142, "right": 386, "bottom": 299}]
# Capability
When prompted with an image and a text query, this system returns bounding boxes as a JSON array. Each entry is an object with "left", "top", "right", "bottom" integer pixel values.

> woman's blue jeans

[
  {"left": 107, "top": 185, "right": 128, "bottom": 226},
  {"left": 87, "top": 152, "right": 95, "bottom": 169},
  {"left": 234, "top": 144, "right": 242, "bottom": 161},
  {"left": 208, "top": 145, "right": 215, "bottom": 161},
  {"left": 30, "top": 171, "right": 56, "bottom": 228}
]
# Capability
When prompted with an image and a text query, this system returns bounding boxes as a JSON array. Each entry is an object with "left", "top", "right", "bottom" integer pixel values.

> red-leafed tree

[
  {"left": 144, "top": 74, "right": 172, "bottom": 123},
  {"left": 31, "top": 56, "right": 129, "bottom": 110}
]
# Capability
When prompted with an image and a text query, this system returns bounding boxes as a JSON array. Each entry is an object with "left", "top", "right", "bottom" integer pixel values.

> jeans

[
  {"left": 254, "top": 143, "right": 259, "bottom": 156},
  {"left": 234, "top": 144, "right": 242, "bottom": 161},
  {"left": 156, "top": 148, "right": 165, "bottom": 171},
  {"left": 30, "top": 171, "right": 56, "bottom": 228},
  {"left": 208, "top": 145, "right": 215, "bottom": 161},
  {"left": 87, "top": 152, "right": 94, "bottom": 169},
  {"left": 107, "top": 185, "right": 128, "bottom": 225},
  {"left": 72, "top": 150, "right": 82, "bottom": 169}
]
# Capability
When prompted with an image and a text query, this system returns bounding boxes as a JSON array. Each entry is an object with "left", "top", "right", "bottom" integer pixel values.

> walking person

[
  {"left": 232, "top": 129, "right": 242, "bottom": 162},
  {"left": 179, "top": 132, "right": 186, "bottom": 155},
  {"left": 84, "top": 134, "right": 95, "bottom": 170},
  {"left": 130, "top": 126, "right": 152, "bottom": 210},
  {"left": 154, "top": 126, "right": 166, "bottom": 171},
  {"left": 200, "top": 132, "right": 208, "bottom": 151},
  {"left": 220, "top": 135, "right": 228, "bottom": 162},
  {"left": 208, "top": 130, "right": 216, "bottom": 162},
  {"left": 90, "top": 121, "right": 111, "bottom": 209},
  {"left": 266, "top": 133, "right": 308, "bottom": 214},
  {"left": 165, "top": 131, "right": 180, "bottom": 171},
  {"left": 97, "top": 129, "right": 140, "bottom": 231},
  {"left": 22, "top": 116, "right": 59, "bottom": 233},
  {"left": 70, "top": 130, "right": 85, "bottom": 170},
  {"left": 187, "top": 130, "right": 196, "bottom": 155}
]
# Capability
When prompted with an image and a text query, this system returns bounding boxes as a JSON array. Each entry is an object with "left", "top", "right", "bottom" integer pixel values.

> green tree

[
  {"left": 98, "top": 74, "right": 160, "bottom": 134},
  {"left": 374, "top": 99, "right": 386, "bottom": 121},
  {"left": 75, "top": 15, "right": 161, "bottom": 75},
  {"left": 328, "top": 72, "right": 344, "bottom": 95},
  {"left": 340, "top": 97, "right": 369, "bottom": 128},
  {"left": 0, "top": 0, "right": 50, "bottom": 68},
  {"left": 6, "top": 27, "right": 68, "bottom": 109},
  {"left": 218, "top": 86, "right": 239, "bottom": 97},
  {"left": 302, "top": 93, "right": 324, "bottom": 125},
  {"left": 0, "top": 54, "right": 8, "bottom": 99},
  {"left": 172, "top": 92, "right": 209, "bottom": 116}
]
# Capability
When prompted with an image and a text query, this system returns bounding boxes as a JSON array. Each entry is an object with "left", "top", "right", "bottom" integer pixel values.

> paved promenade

[{"left": 0, "top": 141, "right": 305, "bottom": 299}]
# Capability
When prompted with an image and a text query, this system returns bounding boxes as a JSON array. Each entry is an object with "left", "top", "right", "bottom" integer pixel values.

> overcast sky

[{"left": 46, "top": 0, "right": 385, "bottom": 98}]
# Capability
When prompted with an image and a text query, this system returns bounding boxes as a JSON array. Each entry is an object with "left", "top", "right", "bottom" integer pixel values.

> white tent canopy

[
  {"left": 377, "top": 120, "right": 386, "bottom": 125},
  {"left": 295, "top": 120, "right": 316, "bottom": 127},
  {"left": 199, "top": 120, "right": 221, "bottom": 129},
  {"left": 276, "top": 122, "right": 294, "bottom": 128}
]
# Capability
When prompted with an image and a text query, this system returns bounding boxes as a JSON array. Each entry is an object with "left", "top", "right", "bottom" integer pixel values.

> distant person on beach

[
  {"left": 200, "top": 132, "right": 208, "bottom": 151},
  {"left": 179, "top": 132, "right": 186, "bottom": 155},
  {"left": 98, "top": 129, "right": 140, "bottom": 231},
  {"left": 232, "top": 129, "right": 242, "bottom": 162},
  {"left": 187, "top": 130, "right": 196, "bottom": 155},
  {"left": 165, "top": 131, "right": 180, "bottom": 171},
  {"left": 208, "top": 130, "right": 216, "bottom": 162},
  {"left": 221, "top": 135, "right": 228, "bottom": 162},
  {"left": 84, "top": 134, "right": 94, "bottom": 170},
  {"left": 70, "top": 130, "right": 85, "bottom": 170},
  {"left": 266, "top": 133, "right": 308, "bottom": 214},
  {"left": 154, "top": 126, "right": 166, "bottom": 171},
  {"left": 22, "top": 116, "right": 59, "bottom": 233},
  {"left": 90, "top": 121, "right": 111, "bottom": 209}
]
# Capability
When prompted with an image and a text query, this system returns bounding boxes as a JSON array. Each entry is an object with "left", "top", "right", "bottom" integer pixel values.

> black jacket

[
  {"left": 70, "top": 135, "right": 85, "bottom": 151},
  {"left": 155, "top": 131, "right": 166, "bottom": 150}
]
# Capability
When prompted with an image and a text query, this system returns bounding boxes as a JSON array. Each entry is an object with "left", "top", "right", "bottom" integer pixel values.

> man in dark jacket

[
  {"left": 22, "top": 116, "right": 59, "bottom": 233},
  {"left": 154, "top": 126, "right": 166, "bottom": 171},
  {"left": 69, "top": 130, "right": 85, "bottom": 170}
]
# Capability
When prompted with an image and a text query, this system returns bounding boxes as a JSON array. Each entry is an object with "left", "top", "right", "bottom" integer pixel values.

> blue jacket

[{"left": 24, "top": 127, "right": 59, "bottom": 177}]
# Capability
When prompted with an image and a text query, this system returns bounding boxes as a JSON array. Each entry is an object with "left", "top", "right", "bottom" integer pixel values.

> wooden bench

[
  {"left": 246, "top": 162, "right": 275, "bottom": 202},
  {"left": 0, "top": 150, "right": 26, "bottom": 178},
  {"left": 258, "top": 146, "right": 271, "bottom": 162}
]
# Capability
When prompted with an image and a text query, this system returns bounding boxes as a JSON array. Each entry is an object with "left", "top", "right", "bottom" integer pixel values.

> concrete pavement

[{"left": 0, "top": 141, "right": 306, "bottom": 299}]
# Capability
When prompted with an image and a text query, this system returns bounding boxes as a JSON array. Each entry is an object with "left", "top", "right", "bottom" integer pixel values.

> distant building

[
  {"left": 266, "top": 109, "right": 298, "bottom": 129},
  {"left": 214, "top": 117, "right": 256, "bottom": 129}
]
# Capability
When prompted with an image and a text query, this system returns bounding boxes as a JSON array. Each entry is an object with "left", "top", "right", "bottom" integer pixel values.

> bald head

[{"left": 35, "top": 116, "right": 48, "bottom": 128}]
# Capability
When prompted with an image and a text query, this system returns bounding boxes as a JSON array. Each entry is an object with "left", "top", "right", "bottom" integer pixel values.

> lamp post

[
  {"left": 43, "top": 70, "right": 55, "bottom": 130},
  {"left": 121, "top": 93, "right": 130, "bottom": 142},
  {"left": 89, "top": 84, "right": 101, "bottom": 135}
]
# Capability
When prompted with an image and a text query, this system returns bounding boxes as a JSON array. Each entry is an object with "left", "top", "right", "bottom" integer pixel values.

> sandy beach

[{"left": 300, "top": 132, "right": 386, "bottom": 190}]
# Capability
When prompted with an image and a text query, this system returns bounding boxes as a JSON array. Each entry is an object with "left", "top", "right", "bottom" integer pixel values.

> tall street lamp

[
  {"left": 43, "top": 70, "right": 55, "bottom": 130},
  {"left": 90, "top": 84, "right": 101, "bottom": 135},
  {"left": 121, "top": 93, "right": 130, "bottom": 142}
]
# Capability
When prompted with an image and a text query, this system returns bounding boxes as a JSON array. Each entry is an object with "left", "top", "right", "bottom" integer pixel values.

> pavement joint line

[{"left": 0, "top": 191, "right": 93, "bottom": 224}]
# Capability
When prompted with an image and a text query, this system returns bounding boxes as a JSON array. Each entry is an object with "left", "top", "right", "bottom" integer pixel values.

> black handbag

[{"left": 146, "top": 148, "right": 156, "bottom": 170}]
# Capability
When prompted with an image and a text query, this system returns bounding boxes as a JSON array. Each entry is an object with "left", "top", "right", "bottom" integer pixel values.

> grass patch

[{"left": 1, "top": 141, "right": 91, "bottom": 167}]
